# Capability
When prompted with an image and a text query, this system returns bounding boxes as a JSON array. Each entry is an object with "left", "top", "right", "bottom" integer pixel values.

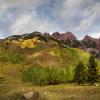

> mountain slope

[{"left": 0, "top": 31, "right": 100, "bottom": 84}]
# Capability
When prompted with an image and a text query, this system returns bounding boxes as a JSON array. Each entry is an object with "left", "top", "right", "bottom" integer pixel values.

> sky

[{"left": 0, "top": 0, "right": 100, "bottom": 39}]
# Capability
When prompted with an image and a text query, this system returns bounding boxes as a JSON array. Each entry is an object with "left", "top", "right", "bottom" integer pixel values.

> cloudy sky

[{"left": 0, "top": 0, "right": 100, "bottom": 39}]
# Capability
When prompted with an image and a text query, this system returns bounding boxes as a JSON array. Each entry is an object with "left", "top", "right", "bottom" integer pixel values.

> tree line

[
  {"left": 22, "top": 55, "right": 99, "bottom": 86},
  {"left": 74, "top": 55, "right": 98, "bottom": 85}
]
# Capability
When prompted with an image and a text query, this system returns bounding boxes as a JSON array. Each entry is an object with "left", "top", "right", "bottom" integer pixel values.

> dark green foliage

[
  {"left": 5, "top": 35, "right": 22, "bottom": 41},
  {"left": 59, "top": 40, "right": 71, "bottom": 48},
  {"left": 23, "top": 32, "right": 48, "bottom": 42},
  {"left": 74, "top": 61, "right": 86, "bottom": 85},
  {"left": 95, "top": 51, "right": 100, "bottom": 59},
  {"left": 59, "top": 39, "right": 80, "bottom": 48},
  {"left": 83, "top": 40, "right": 96, "bottom": 48},
  {"left": 22, "top": 66, "right": 67, "bottom": 85},
  {"left": 87, "top": 55, "right": 98, "bottom": 85},
  {"left": 6, "top": 31, "right": 48, "bottom": 43},
  {"left": 71, "top": 40, "right": 81, "bottom": 48}
]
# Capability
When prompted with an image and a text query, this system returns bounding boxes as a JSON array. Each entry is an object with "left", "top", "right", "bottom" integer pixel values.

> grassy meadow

[{"left": 0, "top": 84, "right": 100, "bottom": 100}]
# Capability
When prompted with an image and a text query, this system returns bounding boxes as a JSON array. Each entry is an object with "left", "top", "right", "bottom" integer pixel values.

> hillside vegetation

[
  {"left": 0, "top": 36, "right": 100, "bottom": 84},
  {"left": 0, "top": 32, "right": 100, "bottom": 100}
]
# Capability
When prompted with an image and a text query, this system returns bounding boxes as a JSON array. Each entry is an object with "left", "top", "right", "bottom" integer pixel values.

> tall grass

[{"left": 0, "top": 46, "right": 24, "bottom": 63}]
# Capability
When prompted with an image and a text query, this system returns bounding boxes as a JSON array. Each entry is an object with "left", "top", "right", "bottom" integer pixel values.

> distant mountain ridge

[
  {"left": 1, "top": 31, "right": 100, "bottom": 58},
  {"left": 83, "top": 35, "right": 100, "bottom": 50}
]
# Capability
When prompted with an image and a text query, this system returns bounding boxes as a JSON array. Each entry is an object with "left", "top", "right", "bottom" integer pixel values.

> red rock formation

[
  {"left": 83, "top": 35, "right": 98, "bottom": 42},
  {"left": 52, "top": 32, "right": 76, "bottom": 41},
  {"left": 83, "top": 35, "right": 100, "bottom": 50},
  {"left": 51, "top": 32, "right": 61, "bottom": 40},
  {"left": 62, "top": 32, "right": 77, "bottom": 40}
]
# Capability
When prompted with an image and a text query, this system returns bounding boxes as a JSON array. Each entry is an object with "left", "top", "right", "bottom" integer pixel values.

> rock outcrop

[{"left": 52, "top": 32, "right": 76, "bottom": 41}]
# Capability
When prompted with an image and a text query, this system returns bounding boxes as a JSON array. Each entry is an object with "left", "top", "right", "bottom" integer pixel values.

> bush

[
  {"left": 22, "top": 66, "right": 67, "bottom": 85},
  {"left": 0, "top": 47, "right": 8, "bottom": 62},
  {"left": 22, "top": 66, "right": 49, "bottom": 85},
  {"left": 47, "top": 68, "right": 66, "bottom": 85},
  {"left": 0, "top": 46, "right": 25, "bottom": 63},
  {"left": 66, "top": 66, "right": 74, "bottom": 83},
  {"left": 9, "top": 52, "right": 24, "bottom": 63}
]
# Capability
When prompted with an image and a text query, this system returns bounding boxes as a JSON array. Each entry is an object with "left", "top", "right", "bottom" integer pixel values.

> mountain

[
  {"left": 51, "top": 32, "right": 100, "bottom": 58},
  {"left": 51, "top": 31, "right": 76, "bottom": 41},
  {"left": 80, "top": 35, "right": 100, "bottom": 58},
  {"left": 0, "top": 31, "right": 100, "bottom": 86},
  {"left": 82, "top": 35, "right": 100, "bottom": 50},
  {"left": 1, "top": 31, "right": 99, "bottom": 58}
]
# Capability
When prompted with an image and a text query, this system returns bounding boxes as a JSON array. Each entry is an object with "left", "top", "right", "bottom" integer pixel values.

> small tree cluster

[
  {"left": 87, "top": 55, "right": 98, "bottom": 85},
  {"left": 74, "top": 55, "right": 98, "bottom": 85},
  {"left": 74, "top": 61, "right": 86, "bottom": 85},
  {"left": 22, "top": 66, "right": 67, "bottom": 85}
]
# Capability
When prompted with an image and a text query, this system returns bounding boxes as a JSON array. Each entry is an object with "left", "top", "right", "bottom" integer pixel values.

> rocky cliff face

[
  {"left": 52, "top": 32, "right": 76, "bottom": 41},
  {"left": 51, "top": 32, "right": 100, "bottom": 58},
  {"left": 51, "top": 32, "right": 61, "bottom": 40},
  {"left": 82, "top": 35, "right": 100, "bottom": 50}
]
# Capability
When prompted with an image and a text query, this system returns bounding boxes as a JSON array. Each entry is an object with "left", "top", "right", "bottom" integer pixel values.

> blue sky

[{"left": 0, "top": 0, "right": 100, "bottom": 39}]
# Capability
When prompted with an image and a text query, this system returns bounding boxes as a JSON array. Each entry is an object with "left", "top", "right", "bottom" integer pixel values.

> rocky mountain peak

[
  {"left": 52, "top": 32, "right": 76, "bottom": 41},
  {"left": 62, "top": 32, "right": 76, "bottom": 40}
]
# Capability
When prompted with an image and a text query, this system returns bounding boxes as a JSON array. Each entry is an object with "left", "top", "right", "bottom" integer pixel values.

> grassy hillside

[
  {"left": 0, "top": 36, "right": 100, "bottom": 100},
  {"left": 0, "top": 38, "right": 100, "bottom": 84}
]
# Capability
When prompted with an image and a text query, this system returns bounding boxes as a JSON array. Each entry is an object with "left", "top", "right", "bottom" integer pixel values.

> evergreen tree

[
  {"left": 74, "top": 61, "right": 85, "bottom": 85},
  {"left": 87, "top": 55, "right": 98, "bottom": 85}
]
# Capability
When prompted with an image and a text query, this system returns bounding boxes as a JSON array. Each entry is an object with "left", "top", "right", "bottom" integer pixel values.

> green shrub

[
  {"left": 0, "top": 47, "right": 8, "bottom": 62},
  {"left": 0, "top": 46, "right": 24, "bottom": 63},
  {"left": 9, "top": 52, "right": 24, "bottom": 63},
  {"left": 22, "top": 66, "right": 49, "bottom": 85},
  {"left": 66, "top": 65, "right": 75, "bottom": 83},
  {"left": 47, "top": 67, "right": 66, "bottom": 85},
  {"left": 22, "top": 66, "right": 67, "bottom": 85}
]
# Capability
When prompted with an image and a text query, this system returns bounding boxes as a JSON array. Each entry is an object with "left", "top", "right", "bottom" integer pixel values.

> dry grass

[{"left": 0, "top": 84, "right": 100, "bottom": 100}]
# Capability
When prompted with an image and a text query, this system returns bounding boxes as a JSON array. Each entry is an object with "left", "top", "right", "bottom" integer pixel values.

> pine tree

[
  {"left": 87, "top": 55, "right": 98, "bottom": 85},
  {"left": 74, "top": 61, "right": 85, "bottom": 85}
]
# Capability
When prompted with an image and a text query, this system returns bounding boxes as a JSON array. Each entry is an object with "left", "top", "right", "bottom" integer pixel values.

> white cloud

[
  {"left": 10, "top": 11, "right": 61, "bottom": 35},
  {"left": 10, "top": 14, "right": 33, "bottom": 34},
  {"left": 0, "top": 0, "right": 100, "bottom": 38},
  {"left": 90, "top": 33, "right": 100, "bottom": 38},
  {"left": 73, "top": 2, "right": 100, "bottom": 33},
  {"left": 0, "top": 0, "right": 40, "bottom": 9},
  {"left": 74, "top": 14, "right": 95, "bottom": 32}
]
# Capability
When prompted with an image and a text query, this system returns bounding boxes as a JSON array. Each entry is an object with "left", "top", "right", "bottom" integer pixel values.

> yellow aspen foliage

[
  {"left": 21, "top": 38, "right": 41, "bottom": 48},
  {"left": 5, "top": 38, "right": 41, "bottom": 48}
]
